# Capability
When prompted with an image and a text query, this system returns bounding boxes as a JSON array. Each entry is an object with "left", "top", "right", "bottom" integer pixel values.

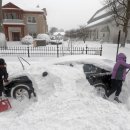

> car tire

[
  {"left": 94, "top": 83, "right": 107, "bottom": 97},
  {"left": 11, "top": 84, "right": 31, "bottom": 100}
]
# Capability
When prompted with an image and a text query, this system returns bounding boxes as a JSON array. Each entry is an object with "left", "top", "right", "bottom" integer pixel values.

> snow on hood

[{"left": 37, "top": 34, "right": 50, "bottom": 42}]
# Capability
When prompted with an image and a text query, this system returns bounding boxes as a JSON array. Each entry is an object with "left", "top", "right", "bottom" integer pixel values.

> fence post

[
  {"left": 57, "top": 43, "right": 59, "bottom": 57},
  {"left": 71, "top": 40, "right": 72, "bottom": 55},
  {"left": 86, "top": 45, "right": 88, "bottom": 54},
  {"left": 100, "top": 44, "right": 102, "bottom": 56},
  {"left": 27, "top": 46, "right": 30, "bottom": 57}
]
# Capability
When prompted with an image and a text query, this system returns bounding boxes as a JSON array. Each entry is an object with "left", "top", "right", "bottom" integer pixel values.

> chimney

[
  {"left": 43, "top": 8, "right": 47, "bottom": 15},
  {"left": 36, "top": 5, "right": 40, "bottom": 8}
]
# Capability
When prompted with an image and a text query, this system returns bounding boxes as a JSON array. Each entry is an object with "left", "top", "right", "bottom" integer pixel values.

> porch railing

[{"left": 3, "top": 19, "right": 24, "bottom": 24}]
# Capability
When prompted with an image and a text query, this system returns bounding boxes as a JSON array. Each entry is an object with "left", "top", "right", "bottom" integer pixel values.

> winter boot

[{"left": 114, "top": 96, "right": 122, "bottom": 103}]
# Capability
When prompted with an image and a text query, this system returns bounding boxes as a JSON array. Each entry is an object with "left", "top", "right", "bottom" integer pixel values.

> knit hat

[
  {"left": 0, "top": 58, "right": 6, "bottom": 65},
  {"left": 116, "top": 53, "right": 126, "bottom": 61}
]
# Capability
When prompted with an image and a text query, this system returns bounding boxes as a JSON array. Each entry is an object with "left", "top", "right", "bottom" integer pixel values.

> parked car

[
  {"left": 48, "top": 55, "right": 114, "bottom": 97},
  {"left": 4, "top": 57, "right": 36, "bottom": 101},
  {"left": 33, "top": 39, "right": 47, "bottom": 47},
  {"left": 36, "top": 33, "right": 50, "bottom": 45},
  {"left": 49, "top": 39, "right": 62, "bottom": 45},
  {"left": 4, "top": 74, "right": 36, "bottom": 101},
  {"left": 83, "top": 63, "right": 112, "bottom": 96}
]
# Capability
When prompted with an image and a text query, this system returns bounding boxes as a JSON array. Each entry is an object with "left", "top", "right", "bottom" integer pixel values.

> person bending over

[
  {"left": 104, "top": 53, "right": 130, "bottom": 103},
  {"left": 0, "top": 58, "right": 8, "bottom": 99}
]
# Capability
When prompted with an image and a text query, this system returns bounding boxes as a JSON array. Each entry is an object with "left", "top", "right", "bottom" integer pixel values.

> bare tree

[
  {"left": 77, "top": 25, "right": 89, "bottom": 43},
  {"left": 65, "top": 26, "right": 89, "bottom": 43},
  {"left": 49, "top": 27, "right": 58, "bottom": 35},
  {"left": 65, "top": 29, "right": 77, "bottom": 39},
  {"left": 105, "top": 0, "right": 130, "bottom": 47},
  {"left": 0, "top": 0, "right": 3, "bottom": 32}
]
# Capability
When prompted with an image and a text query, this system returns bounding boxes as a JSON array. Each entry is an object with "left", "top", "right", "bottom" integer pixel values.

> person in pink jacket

[{"left": 104, "top": 53, "right": 130, "bottom": 103}]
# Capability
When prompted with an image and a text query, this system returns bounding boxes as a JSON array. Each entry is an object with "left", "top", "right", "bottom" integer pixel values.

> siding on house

[
  {"left": 2, "top": 2, "right": 48, "bottom": 41},
  {"left": 86, "top": 5, "right": 130, "bottom": 43}
]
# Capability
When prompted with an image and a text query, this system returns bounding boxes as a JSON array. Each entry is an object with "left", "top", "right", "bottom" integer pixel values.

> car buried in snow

[
  {"left": 4, "top": 74, "right": 36, "bottom": 101},
  {"left": 43, "top": 55, "right": 115, "bottom": 97},
  {"left": 3, "top": 57, "right": 37, "bottom": 101}
]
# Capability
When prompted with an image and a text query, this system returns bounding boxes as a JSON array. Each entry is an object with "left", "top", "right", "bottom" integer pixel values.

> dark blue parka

[{"left": 0, "top": 58, "right": 8, "bottom": 81}]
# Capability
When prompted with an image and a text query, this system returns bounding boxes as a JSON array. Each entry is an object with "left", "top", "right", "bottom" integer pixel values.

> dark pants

[
  {"left": 0, "top": 80, "right": 4, "bottom": 97},
  {"left": 106, "top": 79, "right": 123, "bottom": 97}
]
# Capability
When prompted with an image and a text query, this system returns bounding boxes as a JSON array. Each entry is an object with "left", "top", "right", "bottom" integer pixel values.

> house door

[{"left": 12, "top": 32, "right": 20, "bottom": 41}]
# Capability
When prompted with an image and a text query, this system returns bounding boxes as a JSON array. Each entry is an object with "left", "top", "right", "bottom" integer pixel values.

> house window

[
  {"left": 97, "top": 31, "right": 98, "bottom": 39},
  {"left": 4, "top": 13, "right": 16, "bottom": 19},
  {"left": 29, "top": 32, "right": 37, "bottom": 38},
  {"left": 28, "top": 17, "right": 36, "bottom": 23}
]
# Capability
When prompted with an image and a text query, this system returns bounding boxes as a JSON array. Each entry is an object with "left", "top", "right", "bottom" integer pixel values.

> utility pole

[
  {"left": 0, "top": 0, "right": 3, "bottom": 32},
  {"left": 116, "top": 30, "right": 121, "bottom": 61}
]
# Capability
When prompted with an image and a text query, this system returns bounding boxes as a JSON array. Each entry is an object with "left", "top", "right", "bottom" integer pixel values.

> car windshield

[{"left": 83, "top": 64, "right": 109, "bottom": 74}]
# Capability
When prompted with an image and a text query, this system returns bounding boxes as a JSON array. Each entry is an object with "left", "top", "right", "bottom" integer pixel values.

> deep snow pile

[
  {"left": 0, "top": 33, "right": 7, "bottom": 47},
  {"left": 0, "top": 41, "right": 130, "bottom": 130},
  {"left": 0, "top": 56, "right": 130, "bottom": 130},
  {"left": 21, "top": 35, "right": 33, "bottom": 45}
]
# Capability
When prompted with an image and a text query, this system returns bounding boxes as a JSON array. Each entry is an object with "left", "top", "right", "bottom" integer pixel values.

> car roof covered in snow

[{"left": 51, "top": 55, "right": 115, "bottom": 71}]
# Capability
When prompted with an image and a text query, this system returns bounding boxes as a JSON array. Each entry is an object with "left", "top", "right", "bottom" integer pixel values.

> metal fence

[{"left": 0, "top": 45, "right": 102, "bottom": 57}]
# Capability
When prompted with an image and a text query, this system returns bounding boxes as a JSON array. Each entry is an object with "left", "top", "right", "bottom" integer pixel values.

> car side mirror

[{"left": 42, "top": 71, "right": 48, "bottom": 77}]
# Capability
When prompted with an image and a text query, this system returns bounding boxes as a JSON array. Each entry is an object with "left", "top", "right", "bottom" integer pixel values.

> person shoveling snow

[
  {"left": 104, "top": 53, "right": 130, "bottom": 103},
  {"left": 0, "top": 58, "right": 9, "bottom": 99},
  {"left": 0, "top": 58, "right": 11, "bottom": 112}
]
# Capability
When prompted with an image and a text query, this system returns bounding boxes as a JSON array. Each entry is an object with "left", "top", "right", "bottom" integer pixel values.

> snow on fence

[{"left": 0, "top": 45, "right": 102, "bottom": 57}]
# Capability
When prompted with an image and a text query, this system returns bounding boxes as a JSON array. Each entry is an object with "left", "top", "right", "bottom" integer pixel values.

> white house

[
  {"left": 86, "top": 5, "right": 130, "bottom": 43},
  {"left": 53, "top": 32, "right": 65, "bottom": 40}
]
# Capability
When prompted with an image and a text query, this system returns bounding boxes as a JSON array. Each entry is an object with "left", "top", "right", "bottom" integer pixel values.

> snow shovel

[
  {"left": 126, "top": 69, "right": 130, "bottom": 74},
  {"left": 0, "top": 98, "right": 12, "bottom": 112}
]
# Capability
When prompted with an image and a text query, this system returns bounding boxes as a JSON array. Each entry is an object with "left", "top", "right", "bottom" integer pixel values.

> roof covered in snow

[
  {"left": 87, "top": 5, "right": 113, "bottom": 28},
  {"left": 53, "top": 32, "right": 65, "bottom": 36},
  {"left": 87, "top": 15, "right": 113, "bottom": 28},
  {"left": 2, "top": 2, "right": 44, "bottom": 13}
]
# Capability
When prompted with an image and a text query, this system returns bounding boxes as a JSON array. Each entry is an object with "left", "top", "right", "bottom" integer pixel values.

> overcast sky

[{"left": 3, "top": 0, "right": 103, "bottom": 31}]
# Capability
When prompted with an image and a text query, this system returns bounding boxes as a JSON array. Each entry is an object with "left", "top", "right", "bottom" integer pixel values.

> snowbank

[
  {"left": 1, "top": 42, "right": 130, "bottom": 130},
  {"left": 21, "top": 35, "right": 33, "bottom": 45},
  {"left": 37, "top": 34, "right": 50, "bottom": 42},
  {"left": 0, "top": 33, "right": 7, "bottom": 47}
]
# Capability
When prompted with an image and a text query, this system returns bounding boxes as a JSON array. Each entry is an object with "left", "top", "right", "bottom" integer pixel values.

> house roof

[
  {"left": 53, "top": 32, "right": 65, "bottom": 36},
  {"left": 87, "top": 15, "right": 112, "bottom": 28},
  {"left": 2, "top": 2, "right": 44, "bottom": 13},
  {"left": 87, "top": 5, "right": 113, "bottom": 28},
  {"left": 2, "top": 2, "right": 21, "bottom": 10}
]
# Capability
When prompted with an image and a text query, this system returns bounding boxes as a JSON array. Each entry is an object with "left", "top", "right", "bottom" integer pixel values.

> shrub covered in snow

[
  {"left": 37, "top": 34, "right": 50, "bottom": 42},
  {"left": 21, "top": 35, "right": 33, "bottom": 45},
  {"left": 0, "top": 33, "right": 7, "bottom": 47}
]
